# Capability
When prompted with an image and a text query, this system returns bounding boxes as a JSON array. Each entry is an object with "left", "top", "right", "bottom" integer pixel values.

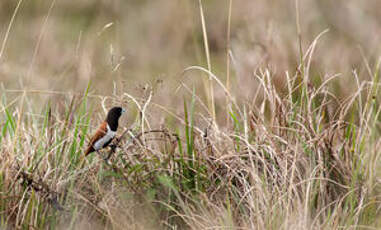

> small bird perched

[{"left": 84, "top": 106, "right": 125, "bottom": 157}]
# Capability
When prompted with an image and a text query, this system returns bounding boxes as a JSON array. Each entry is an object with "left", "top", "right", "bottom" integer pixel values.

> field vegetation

[{"left": 0, "top": 0, "right": 380, "bottom": 229}]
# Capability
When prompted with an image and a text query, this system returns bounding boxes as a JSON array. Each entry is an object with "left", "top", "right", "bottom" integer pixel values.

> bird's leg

[{"left": 109, "top": 143, "right": 117, "bottom": 151}]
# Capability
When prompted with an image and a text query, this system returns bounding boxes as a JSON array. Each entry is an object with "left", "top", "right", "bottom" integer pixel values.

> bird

[{"left": 84, "top": 106, "right": 126, "bottom": 157}]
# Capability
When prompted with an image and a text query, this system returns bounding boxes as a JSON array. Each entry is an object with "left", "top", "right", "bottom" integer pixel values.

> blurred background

[{"left": 0, "top": 0, "right": 380, "bottom": 113}]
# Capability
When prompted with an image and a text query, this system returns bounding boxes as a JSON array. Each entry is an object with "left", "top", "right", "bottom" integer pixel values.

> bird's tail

[{"left": 84, "top": 146, "right": 94, "bottom": 156}]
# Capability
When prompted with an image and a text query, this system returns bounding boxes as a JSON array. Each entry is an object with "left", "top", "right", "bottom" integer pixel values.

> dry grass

[{"left": 1, "top": 0, "right": 381, "bottom": 229}]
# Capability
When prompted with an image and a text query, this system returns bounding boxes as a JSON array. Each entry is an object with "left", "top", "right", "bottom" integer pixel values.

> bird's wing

[{"left": 85, "top": 121, "right": 108, "bottom": 156}]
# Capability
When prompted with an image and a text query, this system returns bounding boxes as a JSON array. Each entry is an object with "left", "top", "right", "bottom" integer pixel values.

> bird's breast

[{"left": 93, "top": 124, "right": 116, "bottom": 150}]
